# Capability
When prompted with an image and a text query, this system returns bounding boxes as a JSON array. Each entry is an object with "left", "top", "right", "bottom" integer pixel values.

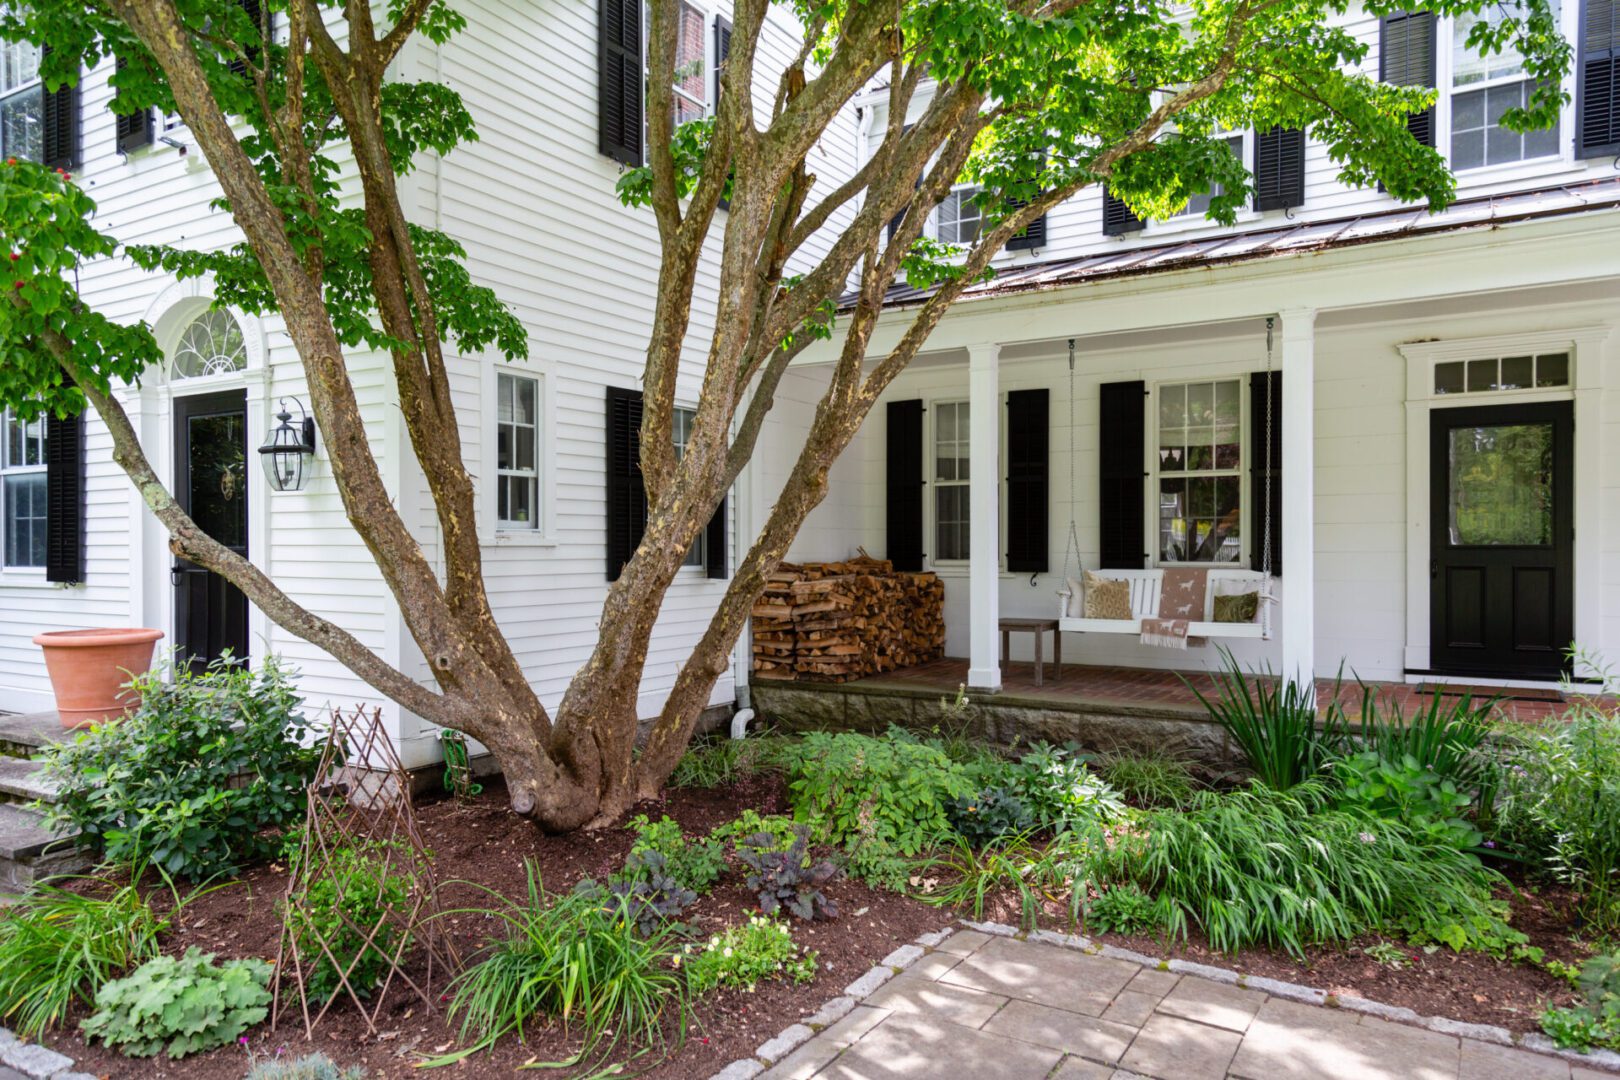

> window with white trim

[
  {"left": 933, "top": 185, "right": 982, "bottom": 244},
  {"left": 672, "top": 405, "right": 706, "bottom": 567},
  {"left": 1155, "top": 379, "right": 1243, "bottom": 564},
  {"left": 496, "top": 372, "right": 540, "bottom": 530},
  {"left": 1175, "top": 134, "right": 1245, "bottom": 218},
  {"left": 1448, "top": 6, "right": 1560, "bottom": 169},
  {"left": 672, "top": 1, "right": 706, "bottom": 126},
  {"left": 1, "top": 409, "right": 47, "bottom": 568},
  {"left": 1433, "top": 351, "right": 1570, "bottom": 395},
  {"left": 0, "top": 36, "right": 43, "bottom": 162},
  {"left": 933, "top": 400, "right": 970, "bottom": 562}
]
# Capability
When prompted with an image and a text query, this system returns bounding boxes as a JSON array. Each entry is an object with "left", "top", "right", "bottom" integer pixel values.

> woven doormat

[{"left": 1416, "top": 682, "right": 1564, "bottom": 704}]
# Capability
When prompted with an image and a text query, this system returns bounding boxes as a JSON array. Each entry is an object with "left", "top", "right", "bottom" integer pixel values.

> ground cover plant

[
  {"left": 624, "top": 814, "right": 725, "bottom": 893},
  {"left": 682, "top": 916, "right": 818, "bottom": 994},
  {"left": 734, "top": 828, "right": 840, "bottom": 920},
  {"left": 244, "top": 1053, "right": 368, "bottom": 1080},
  {"left": 40, "top": 655, "right": 319, "bottom": 879},
  {"left": 0, "top": 875, "right": 175, "bottom": 1037},
  {"left": 1541, "top": 951, "right": 1620, "bottom": 1051},
  {"left": 80, "top": 947, "right": 271, "bottom": 1059}
]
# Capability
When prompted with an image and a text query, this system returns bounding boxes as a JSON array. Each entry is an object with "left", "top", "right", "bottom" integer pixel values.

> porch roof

[{"left": 851, "top": 176, "right": 1620, "bottom": 311}]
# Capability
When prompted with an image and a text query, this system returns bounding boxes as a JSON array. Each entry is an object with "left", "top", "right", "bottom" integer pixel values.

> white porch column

[
  {"left": 967, "top": 343, "right": 1002, "bottom": 691},
  {"left": 1279, "top": 309, "right": 1316, "bottom": 689}
]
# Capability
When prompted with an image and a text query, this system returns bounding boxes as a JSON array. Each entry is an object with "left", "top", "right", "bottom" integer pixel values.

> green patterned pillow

[{"left": 1213, "top": 591, "right": 1259, "bottom": 624}]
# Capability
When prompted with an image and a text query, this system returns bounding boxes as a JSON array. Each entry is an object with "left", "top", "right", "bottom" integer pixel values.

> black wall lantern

[{"left": 258, "top": 397, "right": 317, "bottom": 492}]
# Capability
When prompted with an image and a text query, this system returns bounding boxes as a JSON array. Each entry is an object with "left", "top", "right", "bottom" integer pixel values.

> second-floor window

[
  {"left": 672, "top": 1, "right": 706, "bottom": 126},
  {"left": 1, "top": 38, "right": 42, "bottom": 162},
  {"left": 1156, "top": 379, "right": 1243, "bottom": 565},
  {"left": 496, "top": 372, "right": 540, "bottom": 530},
  {"left": 1449, "top": 6, "right": 1560, "bottom": 169},
  {"left": 1176, "top": 134, "right": 1245, "bottom": 218},
  {"left": 2, "top": 409, "right": 47, "bottom": 569},
  {"left": 934, "top": 185, "right": 982, "bottom": 244}
]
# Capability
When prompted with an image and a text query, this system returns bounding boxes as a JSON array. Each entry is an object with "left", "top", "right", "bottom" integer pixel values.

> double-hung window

[
  {"left": 1176, "top": 134, "right": 1245, "bottom": 218},
  {"left": 932, "top": 401, "right": 970, "bottom": 562},
  {"left": 0, "top": 37, "right": 43, "bottom": 162},
  {"left": 934, "top": 185, "right": 982, "bottom": 244},
  {"left": 1155, "top": 379, "right": 1243, "bottom": 564},
  {"left": 1449, "top": 6, "right": 1560, "bottom": 168},
  {"left": 1, "top": 409, "right": 47, "bottom": 569},
  {"left": 672, "top": 1, "right": 707, "bottom": 126},
  {"left": 672, "top": 406, "right": 706, "bottom": 567},
  {"left": 496, "top": 372, "right": 540, "bottom": 530}
]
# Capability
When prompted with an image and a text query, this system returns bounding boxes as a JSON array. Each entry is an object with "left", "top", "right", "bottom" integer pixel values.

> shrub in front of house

[
  {"left": 41, "top": 654, "right": 320, "bottom": 880},
  {"left": 288, "top": 841, "right": 413, "bottom": 1004}
]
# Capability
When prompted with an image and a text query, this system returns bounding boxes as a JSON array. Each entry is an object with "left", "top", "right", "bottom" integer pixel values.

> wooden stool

[{"left": 999, "top": 617, "right": 1061, "bottom": 687}]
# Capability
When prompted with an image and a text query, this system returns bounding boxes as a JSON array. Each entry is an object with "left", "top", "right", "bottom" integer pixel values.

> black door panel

[
  {"left": 1430, "top": 401, "right": 1572, "bottom": 679},
  {"left": 173, "top": 391, "right": 250, "bottom": 672}
]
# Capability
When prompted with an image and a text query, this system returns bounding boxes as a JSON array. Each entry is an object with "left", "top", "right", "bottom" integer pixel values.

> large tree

[{"left": 1, "top": 0, "right": 1566, "bottom": 829}]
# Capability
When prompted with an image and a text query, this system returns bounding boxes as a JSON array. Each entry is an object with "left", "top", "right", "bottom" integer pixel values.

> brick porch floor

[{"left": 836, "top": 657, "right": 1583, "bottom": 725}]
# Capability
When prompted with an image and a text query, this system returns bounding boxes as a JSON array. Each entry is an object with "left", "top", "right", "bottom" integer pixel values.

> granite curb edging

[
  {"left": 0, "top": 1025, "right": 93, "bottom": 1080},
  {"left": 708, "top": 918, "right": 1620, "bottom": 1079}
]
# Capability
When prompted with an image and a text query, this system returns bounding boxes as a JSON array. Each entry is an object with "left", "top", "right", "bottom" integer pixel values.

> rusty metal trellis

[{"left": 272, "top": 705, "right": 460, "bottom": 1037}]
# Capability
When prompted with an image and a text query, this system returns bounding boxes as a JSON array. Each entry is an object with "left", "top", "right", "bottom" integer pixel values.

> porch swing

[{"left": 1055, "top": 320, "right": 1276, "bottom": 641}]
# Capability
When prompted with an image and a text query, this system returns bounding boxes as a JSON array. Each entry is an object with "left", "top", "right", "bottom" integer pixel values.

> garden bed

[{"left": 49, "top": 774, "right": 945, "bottom": 1080}]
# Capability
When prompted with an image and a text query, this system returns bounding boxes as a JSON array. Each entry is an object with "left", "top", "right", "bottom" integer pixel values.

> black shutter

[
  {"left": 45, "top": 410, "right": 85, "bottom": 584},
  {"left": 1005, "top": 197, "right": 1047, "bottom": 252},
  {"left": 1101, "top": 186, "right": 1143, "bottom": 236},
  {"left": 1005, "top": 389, "right": 1048, "bottom": 573},
  {"left": 705, "top": 493, "right": 728, "bottom": 579},
  {"left": 599, "top": 0, "right": 644, "bottom": 166},
  {"left": 1098, "top": 381, "right": 1146, "bottom": 568},
  {"left": 1381, "top": 12, "right": 1437, "bottom": 153},
  {"left": 113, "top": 56, "right": 155, "bottom": 154},
  {"left": 605, "top": 387, "right": 648, "bottom": 580},
  {"left": 1249, "top": 370, "right": 1283, "bottom": 576},
  {"left": 229, "top": 0, "right": 271, "bottom": 76},
  {"left": 713, "top": 15, "right": 732, "bottom": 106},
  {"left": 1253, "top": 127, "right": 1305, "bottom": 211},
  {"left": 885, "top": 399, "right": 924, "bottom": 572},
  {"left": 1579, "top": 0, "right": 1620, "bottom": 157},
  {"left": 39, "top": 48, "right": 80, "bottom": 171}
]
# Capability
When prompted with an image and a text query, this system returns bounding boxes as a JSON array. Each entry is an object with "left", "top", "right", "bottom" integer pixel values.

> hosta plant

[{"left": 80, "top": 947, "right": 271, "bottom": 1058}]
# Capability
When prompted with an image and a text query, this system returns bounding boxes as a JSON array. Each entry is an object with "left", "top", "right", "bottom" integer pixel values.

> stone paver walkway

[{"left": 758, "top": 931, "right": 1614, "bottom": 1080}]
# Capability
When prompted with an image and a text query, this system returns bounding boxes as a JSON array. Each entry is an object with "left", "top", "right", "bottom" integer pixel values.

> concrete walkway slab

[{"left": 729, "top": 927, "right": 1618, "bottom": 1080}]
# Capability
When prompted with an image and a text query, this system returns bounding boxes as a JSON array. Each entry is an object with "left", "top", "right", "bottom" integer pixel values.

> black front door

[
  {"left": 1430, "top": 401, "right": 1573, "bottom": 679},
  {"left": 174, "top": 391, "right": 250, "bottom": 672}
]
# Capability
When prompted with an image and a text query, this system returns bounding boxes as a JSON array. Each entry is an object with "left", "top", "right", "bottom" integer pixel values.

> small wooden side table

[{"left": 999, "top": 617, "right": 1061, "bottom": 687}]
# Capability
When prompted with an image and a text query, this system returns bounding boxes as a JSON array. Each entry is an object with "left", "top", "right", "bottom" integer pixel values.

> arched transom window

[{"left": 172, "top": 309, "right": 248, "bottom": 379}]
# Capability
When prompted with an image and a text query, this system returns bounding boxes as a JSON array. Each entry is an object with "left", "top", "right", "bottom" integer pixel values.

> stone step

[
  {"left": 0, "top": 757, "right": 58, "bottom": 805},
  {"left": 0, "top": 802, "right": 87, "bottom": 894},
  {"left": 0, "top": 712, "right": 71, "bottom": 760}
]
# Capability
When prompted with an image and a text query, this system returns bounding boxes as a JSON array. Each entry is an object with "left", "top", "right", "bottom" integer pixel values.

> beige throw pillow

[{"left": 1083, "top": 571, "right": 1133, "bottom": 620}]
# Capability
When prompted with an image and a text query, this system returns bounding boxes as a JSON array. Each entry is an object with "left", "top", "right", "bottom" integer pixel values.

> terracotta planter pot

[{"left": 32, "top": 628, "right": 165, "bottom": 730}]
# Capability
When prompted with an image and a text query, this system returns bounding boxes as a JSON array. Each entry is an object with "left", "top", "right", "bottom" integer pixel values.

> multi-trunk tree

[{"left": 0, "top": 0, "right": 1566, "bottom": 830}]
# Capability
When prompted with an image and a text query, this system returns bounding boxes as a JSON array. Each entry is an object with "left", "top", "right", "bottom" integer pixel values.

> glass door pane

[{"left": 1447, "top": 422, "right": 1553, "bottom": 546}]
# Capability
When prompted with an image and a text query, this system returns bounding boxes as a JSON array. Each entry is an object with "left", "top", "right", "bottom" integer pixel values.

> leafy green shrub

[
  {"left": 947, "top": 784, "right": 1035, "bottom": 846},
  {"left": 709, "top": 809, "right": 805, "bottom": 852},
  {"left": 1493, "top": 702, "right": 1620, "bottom": 926},
  {"left": 682, "top": 916, "right": 817, "bottom": 994},
  {"left": 0, "top": 876, "right": 172, "bottom": 1036},
  {"left": 1085, "top": 883, "right": 1161, "bottom": 935},
  {"left": 1094, "top": 751, "right": 1198, "bottom": 809},
  {"left": 80, "top": 947, "right": 270, "bottom": 1058},
  {"left": 1189, "top": 650, "right": 1345, "bottom": 790},
  {"left": 625, "top": 814, "right": 725, "bottom": 892},
  {"left": 1332, "top": 751, "right": 1483, "bottom": 850},
  {"left": 734, "top": 829, "right": 839, "bottom": 920},
  {"left": 440, "top": 864, "right": 683, "bottom": 1063},
  {"left": 41, "top": 655, "right": 319, "bottom": 879},
  {"left": 1352, "top": 687, "right": 1497, "bottom": 798},
  {"left": 1094, "top": 781, "right": 1506, "bottom": 956},
  {"left": 781, "top": 729, "right": 969, "bottom": 856},
  {"left": 1540, "top": 953, "right": 1620, "bottom": 1051},
  {"left": 289, "top": 842, "right": 411, "bottom": 1003},
  {"left": 598, "top": 851, "right": 698, "bottom": 936},
  {"left": 1011, "top": 744, "right": 1125, "bottom": 832},
  {"left": 246, "top": 1053, "right": 367, "bottom": 1080}
]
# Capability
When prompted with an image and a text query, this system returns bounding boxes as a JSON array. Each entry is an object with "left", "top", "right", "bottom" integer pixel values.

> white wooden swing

[{"left": 1055, "top": 322, "right": 1277, "bottom": 641}]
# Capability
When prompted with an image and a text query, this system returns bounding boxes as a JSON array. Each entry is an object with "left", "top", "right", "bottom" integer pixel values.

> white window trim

[
  {"left": 1144, "top": 131, "right": 1265, "bottom": 236},
  {"left": 0, "top": 38, "right": 42, "bottom": 163},
  {"left": 1436, "top": 5, "right": 1577, "bottom": 182},
  {"left": 926, "top": 398, "right": 972, "bottom": 566},
  {"left": 1147, "top": 374, "right": 1249, "bottom": 569},
  {"left": 0, "top": 409, "right": 48, "bottom": 577},
  {"left": 928, "top": 183, "right": 983, "bottom": 245},
  {"left": 480, "top": 363, "right": 555, "bottom": 547},
  {"left": 494, "top": 370, "right": 543, "bottom": 534}
]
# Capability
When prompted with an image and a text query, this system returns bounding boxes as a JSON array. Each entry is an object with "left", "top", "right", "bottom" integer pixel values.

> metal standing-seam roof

[{"left": 849, "top": 176, "right": 1620, "bottom": 311}]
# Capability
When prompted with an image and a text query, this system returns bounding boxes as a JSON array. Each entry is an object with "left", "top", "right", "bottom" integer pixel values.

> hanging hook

[
  {"left": 1265, "top": 315, "right": 1274, "bottom": 354},
  {"left": 1067, "top": 337, "right": 1076, "bottom": 372}
]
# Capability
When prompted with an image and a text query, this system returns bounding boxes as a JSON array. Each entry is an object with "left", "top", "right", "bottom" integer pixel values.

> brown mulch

[{"left": 48, "top": 775, "right": 946, "bottom": 1080}]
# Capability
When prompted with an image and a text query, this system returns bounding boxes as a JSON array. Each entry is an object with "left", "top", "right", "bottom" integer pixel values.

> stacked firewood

[{"left": 751, "top": 552, "right": 945, "bottom": 682}]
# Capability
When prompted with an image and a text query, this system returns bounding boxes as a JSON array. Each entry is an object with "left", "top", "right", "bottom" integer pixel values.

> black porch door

[
  {"left": 174, "top": 391, "right": 250, "bottom": 672},
  {"left": 1430, "top": 401, "right": 1573, "bottom": 679}
]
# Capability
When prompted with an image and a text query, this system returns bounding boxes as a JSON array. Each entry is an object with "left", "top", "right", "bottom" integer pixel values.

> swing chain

[
  {"left": 1262, "top": 317, "right": 1275, "bottom": 582},
  {"left": 1060, "top": 338, "right": 1083, "bottom": 604}
]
